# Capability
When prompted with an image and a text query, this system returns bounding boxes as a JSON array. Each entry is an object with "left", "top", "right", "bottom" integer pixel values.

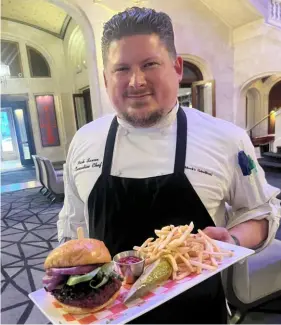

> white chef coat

[{"left": 57, "top": 104, "right": 281, "bottom": 251}]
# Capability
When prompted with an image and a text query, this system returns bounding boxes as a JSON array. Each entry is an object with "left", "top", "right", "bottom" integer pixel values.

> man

[{"left": 58, "top": 7, "right": 280, "bottom": 324}]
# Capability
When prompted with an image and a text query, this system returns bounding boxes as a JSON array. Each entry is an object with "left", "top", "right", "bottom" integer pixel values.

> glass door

[
  {"left": 1, "top": 99, "right": 35, "bottom": 166},
  {"left": 1, "top": 107, "right": 20, "bottom": 161},
  {"left": 12, "top": 105, "right": 34, "bottom": 166}
]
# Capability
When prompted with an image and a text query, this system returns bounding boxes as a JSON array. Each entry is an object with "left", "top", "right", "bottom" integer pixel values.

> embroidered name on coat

[
  {"left": 75, "top": 158, "right": 102, "bottom": 171},
  {"left": 185, "top": 166, "right": 213, "bottom": 176}
]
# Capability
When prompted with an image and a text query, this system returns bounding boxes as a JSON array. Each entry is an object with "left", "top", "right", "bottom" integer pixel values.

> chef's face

[{"left": 104, "top": 34, "right": 183, "bottom": 127}]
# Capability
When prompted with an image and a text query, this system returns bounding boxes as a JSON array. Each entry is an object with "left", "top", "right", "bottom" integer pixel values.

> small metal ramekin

[{"left": 113, "top": 250, "right": 145, "bottom": 284}]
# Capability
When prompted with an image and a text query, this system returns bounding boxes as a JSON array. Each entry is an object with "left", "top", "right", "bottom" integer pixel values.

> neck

[{"left": 117, "top": 102, "right": 179, "bottom": 130}]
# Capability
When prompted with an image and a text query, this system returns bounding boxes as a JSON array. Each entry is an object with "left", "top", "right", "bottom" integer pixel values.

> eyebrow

[{"left": 112, "top": 57, "right": 161, "bottom": 67}]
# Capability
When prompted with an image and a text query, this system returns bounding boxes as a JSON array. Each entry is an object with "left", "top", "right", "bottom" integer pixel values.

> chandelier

[{"left": 0, "top": 63, "right": 10, "bottom": 86}]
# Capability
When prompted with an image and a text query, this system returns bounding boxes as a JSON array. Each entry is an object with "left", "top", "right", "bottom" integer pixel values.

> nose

[{"left": 129, "top": 67, "right": 146, "bottom": 89}]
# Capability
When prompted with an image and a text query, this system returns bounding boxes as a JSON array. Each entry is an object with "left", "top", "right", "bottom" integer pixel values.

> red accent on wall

[{"left": 36, "top": 95, "right": 60, "bottom": 147}]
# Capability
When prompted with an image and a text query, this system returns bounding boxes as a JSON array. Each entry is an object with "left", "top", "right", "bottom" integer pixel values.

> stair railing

[{"left": 247, "top": 107, "right": 281, "bottom": 139}]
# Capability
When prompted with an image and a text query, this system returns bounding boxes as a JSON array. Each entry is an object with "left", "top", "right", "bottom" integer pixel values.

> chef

[{"left": 57, "top": 7, "right": 281, "bottom": 324}]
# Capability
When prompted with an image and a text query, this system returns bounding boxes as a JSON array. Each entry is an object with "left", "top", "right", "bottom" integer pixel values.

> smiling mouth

[{"left": 126, "top": 94, "right": 152, "bottom": 99}]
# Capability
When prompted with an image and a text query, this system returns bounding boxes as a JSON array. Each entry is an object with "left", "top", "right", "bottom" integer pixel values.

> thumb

[{"left": 203, "top": 227, "right": 228, "bottom": 241}]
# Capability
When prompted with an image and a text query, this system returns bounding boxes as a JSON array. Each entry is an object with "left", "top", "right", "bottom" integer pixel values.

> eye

[
  {"left": 143, "top": 62, "right": 159, "bottom": 68},
  {"left": 115, "top": 66, "right": 129, "bottom": 72}
]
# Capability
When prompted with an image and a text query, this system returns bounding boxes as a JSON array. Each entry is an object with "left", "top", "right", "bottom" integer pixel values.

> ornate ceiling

[
  {"left": 200, "top": 0, "right": 263, "bottom": 28},
  {"left": 1, "top": 0, "right": 264, "bottom": 40},
  {"left": 1, "top": 0, "right": 71, "bottom": 39}
]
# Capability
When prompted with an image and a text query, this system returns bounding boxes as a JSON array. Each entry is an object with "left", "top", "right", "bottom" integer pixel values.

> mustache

[{"left": 124, "top": 89, "right": 153, "bottom": 97}]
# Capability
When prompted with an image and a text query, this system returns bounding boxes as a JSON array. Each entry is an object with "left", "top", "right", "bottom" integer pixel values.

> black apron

[{"left": 88, "top": 107, "right": 227, "bottom": 324}]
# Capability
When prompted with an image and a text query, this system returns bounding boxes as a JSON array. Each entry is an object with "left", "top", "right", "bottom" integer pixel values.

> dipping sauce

[{"left": 118, "top": 256, "right": 143, "bottom": 264}]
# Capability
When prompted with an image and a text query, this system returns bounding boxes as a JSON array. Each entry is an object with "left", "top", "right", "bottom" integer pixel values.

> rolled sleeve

[{"left": 225, "top": 131, "right": 281, "bottom": 251}]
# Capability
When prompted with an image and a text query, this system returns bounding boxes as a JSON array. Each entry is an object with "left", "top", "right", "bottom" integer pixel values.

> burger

[{"left": 43, "top": 238, "right": 122, "bottom": 314}]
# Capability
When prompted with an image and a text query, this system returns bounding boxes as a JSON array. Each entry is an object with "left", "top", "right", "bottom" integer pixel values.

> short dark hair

[{"left": 102, "top": 7, "right": 177, "bottom": 65}]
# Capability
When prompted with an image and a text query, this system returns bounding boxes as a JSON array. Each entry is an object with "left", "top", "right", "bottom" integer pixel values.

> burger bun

[{"left": 44, "top": 238, "right": 111, "bottom": 269}]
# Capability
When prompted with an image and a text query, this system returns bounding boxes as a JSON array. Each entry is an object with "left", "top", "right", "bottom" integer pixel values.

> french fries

[{"left": 133, "top": 223, "right": 234, "bottom": 281}]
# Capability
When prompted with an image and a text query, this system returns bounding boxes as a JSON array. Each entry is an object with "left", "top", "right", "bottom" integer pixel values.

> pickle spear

[{"left": 124, "top": 258, "right": 172, "bottom": 303}]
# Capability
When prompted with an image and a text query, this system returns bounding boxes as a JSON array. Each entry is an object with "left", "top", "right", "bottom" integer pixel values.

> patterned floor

[
  {"left": 1, "top": 188, "right": 62, "bottom": 324},
  {"left": 1, "top": 188, "right": 280, "bottom": 324}
]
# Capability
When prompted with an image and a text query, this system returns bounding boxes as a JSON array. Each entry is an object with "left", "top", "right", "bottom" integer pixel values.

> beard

[{"left": 121, "top": 102, "right": 166, "bottom": 128}]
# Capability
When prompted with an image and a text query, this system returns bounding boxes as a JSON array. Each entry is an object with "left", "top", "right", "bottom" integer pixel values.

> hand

[{"left": 202, "top": 227, "right": 236, "bottom": 245}]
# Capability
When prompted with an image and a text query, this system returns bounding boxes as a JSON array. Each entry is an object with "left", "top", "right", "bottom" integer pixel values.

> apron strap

[
  {"left": 102, "top": 116, "right": 118, "bottom": 176},
  {"left": 102, "top": 107, "right": 187, "bottom": 176},
  {"left": 174, "top": 107, "right": 187, "bottom": 173}
]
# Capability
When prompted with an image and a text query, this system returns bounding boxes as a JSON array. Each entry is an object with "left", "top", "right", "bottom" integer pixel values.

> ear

[
  {"left": 103, "top": 70, "right": 108, "bottom": 88},
  {"left": 174, "top": 56, "right": 183, "bottom": 82}
]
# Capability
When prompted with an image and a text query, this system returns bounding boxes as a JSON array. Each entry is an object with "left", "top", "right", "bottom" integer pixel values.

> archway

[
  {"left": 178, "top": 61, "right": 203, "bottom": 107},
  {"left": 268, "top": 80, "right": 281, "bottom": 134},
  {"left": 47, "top": 0, "right": 102, "bottom": 119},
  {"left": 178, "top": 55, "right": 215, "bottom": 115},
  {"left": 237, "top": 71, "right": 281, "bottom": 128}
]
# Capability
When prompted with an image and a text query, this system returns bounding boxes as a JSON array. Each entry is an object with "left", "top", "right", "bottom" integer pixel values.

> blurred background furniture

[
  {"left": 223, "top": 239, "right": 281, "bottom": 323},
  {"left": 37, "top": 156, "right": 64, "bottom": 203}
]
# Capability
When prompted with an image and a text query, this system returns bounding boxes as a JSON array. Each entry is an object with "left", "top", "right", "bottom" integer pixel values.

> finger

[
  {"left": 202, "top": 227, "right": 218, "bottom": 237},
  {"left": 202, "top": 227, "right": 227, "bottom": 241}
]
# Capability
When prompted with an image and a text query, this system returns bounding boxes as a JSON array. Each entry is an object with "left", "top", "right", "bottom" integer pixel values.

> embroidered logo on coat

[{"left": 238, "top": 151, "right": 257, "bottom": 176}]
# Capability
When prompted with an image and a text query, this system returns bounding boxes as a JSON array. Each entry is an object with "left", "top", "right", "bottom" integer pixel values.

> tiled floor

[
  {"left": 1, "top": 159, "right": 22, "bottom": 172},
  {"left": 0, "top": 181, "right": 41, "bottom": 194}
]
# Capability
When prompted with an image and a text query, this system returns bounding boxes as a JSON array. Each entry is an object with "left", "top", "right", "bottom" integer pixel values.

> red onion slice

[{"left": 46, "top": 264, "right": 101, "bottom": 276}]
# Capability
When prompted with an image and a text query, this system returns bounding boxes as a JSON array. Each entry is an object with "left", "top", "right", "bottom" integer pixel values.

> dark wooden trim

[
  {"left": 73, "top": 94, "right": 84, "bottom": 130},
  {"left": 82, "top": 88, "right": 93, "bottom": 123},
  {"left": 212, "top": 79, "right": 216, "bottom": 117},
  {"left": 60, "top": 16, "right": 72, "bottom": 39},
  {"left": 191, "top": 80, "right": 216, "bottom": 117}
]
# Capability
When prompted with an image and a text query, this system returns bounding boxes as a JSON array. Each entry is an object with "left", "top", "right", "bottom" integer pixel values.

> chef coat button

[{"left": 123, "top": 130, "right": 129, "bottom": 136}]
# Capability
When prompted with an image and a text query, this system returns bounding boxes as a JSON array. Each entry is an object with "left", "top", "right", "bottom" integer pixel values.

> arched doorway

[
  {"left": 47, "top": 0, "right": 102, "bottom": 119},
  {"left": 178, "top": 61, "right": 203, "bottom": 107},
  {"left": 268, "top": 80, "right": 281, "bottom": 134},
  {"left": 178, "top": 59, "right": 216, "bottom": 116},
  {"left": 238, "top": 72, "right": 281, "bottom": 129}
]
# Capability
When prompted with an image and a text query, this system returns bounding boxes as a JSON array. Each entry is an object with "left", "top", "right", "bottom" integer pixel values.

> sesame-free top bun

[{"left": 44, "top": 238, "right": 111, "bottom": 269}]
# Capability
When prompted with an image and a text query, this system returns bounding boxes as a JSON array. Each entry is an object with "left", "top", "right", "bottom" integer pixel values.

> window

[
  {"left": 181, "top": 61, "right": 203, "bottom": 85},
  {"left": 27, "top": 46, "right": 51, "bottom": 77},
  {"left": 1, "top": 40, "right": 23, "bottom": 77}
]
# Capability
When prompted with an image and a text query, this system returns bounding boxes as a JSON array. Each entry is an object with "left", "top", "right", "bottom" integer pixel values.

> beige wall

[
  {"left": 233, "top": 20, "right": 281, "bottom": 128},
  {"left": 63, "top": 19, "right": 89, "bottom": 92},
  {"left": 60, "top": 0, "right": 235, "bottom": 121},
  {"left": 3, "top": 0, "right": 280, "bottom": 159},
  {"left": 45, "top": 0, "right": 281, "bottom": 133},
  {"left": 1, "top": 20, "right": 77, "bottom": 161},
  {"left": 158, "top": 0, "right": 234, "bottom": 122}
]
